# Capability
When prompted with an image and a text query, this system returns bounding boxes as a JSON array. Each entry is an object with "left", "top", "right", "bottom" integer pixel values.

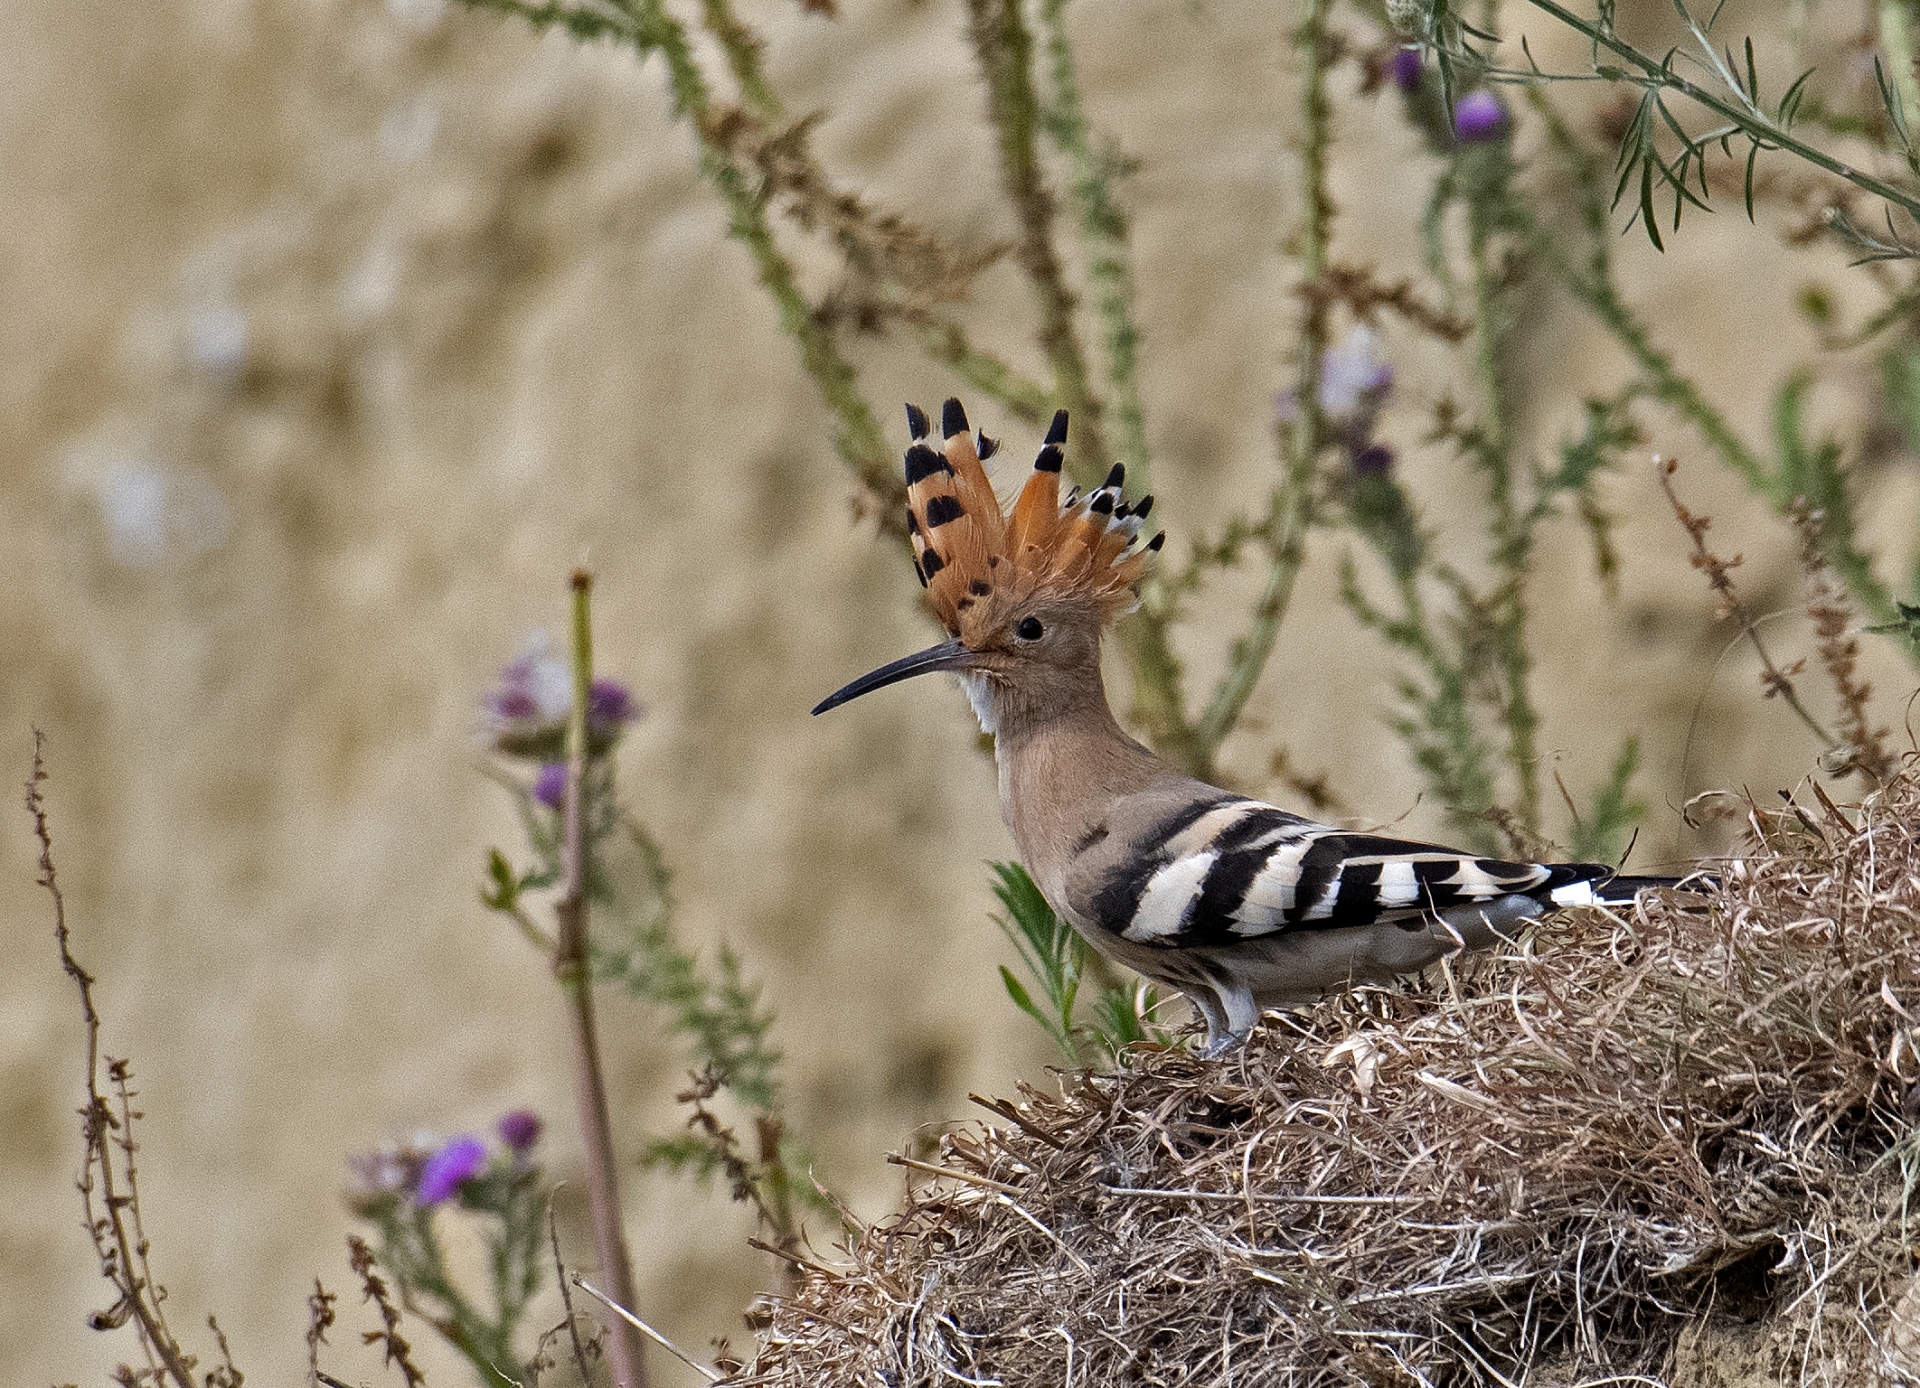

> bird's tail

[{"left": 1594, "top": 870, "right": 1719, "bottom": 903}]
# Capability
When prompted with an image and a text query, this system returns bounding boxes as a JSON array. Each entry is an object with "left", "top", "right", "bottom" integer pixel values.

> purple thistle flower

[
  {"left": 1453, "top": 90, "right": 1509, "bottom": 143},
  {"left": 498, "top": 1109, "right": 543, "bottom": 1153},
  {"left": 416, "top": 1134, "right": 487, "bottom": 1205},
  {"left": 1389, "top": 47, "right": 1422, "bottom": 93},
  {"left": 1353, "top": 444, "right": 1396, "bottom": 477},
  {"left": 586, "top": 678, "right": 640, "bottom": 733},
  {"left": 486, "top": 633, "right": 645, "bottom": 760},
  {"left": 532, "top": 762, "right": 568, "bottom": 809}
]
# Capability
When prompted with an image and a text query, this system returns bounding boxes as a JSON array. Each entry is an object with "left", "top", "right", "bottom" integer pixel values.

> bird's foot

[{"left": 1201, "top": 1030, "right": 1249, "bottom": 1059}]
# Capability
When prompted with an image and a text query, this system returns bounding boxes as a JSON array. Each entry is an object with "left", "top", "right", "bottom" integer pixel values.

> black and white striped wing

[{"left": 1070, "top": 796, "right": 1615, "bottom": 949}]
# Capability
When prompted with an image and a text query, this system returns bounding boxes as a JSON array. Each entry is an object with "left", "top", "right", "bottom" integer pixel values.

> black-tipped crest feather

[{"left": 942, "top": 398, "right": 969, "bottom": 439}]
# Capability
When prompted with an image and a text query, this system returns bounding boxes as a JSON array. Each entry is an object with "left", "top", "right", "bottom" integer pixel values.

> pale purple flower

[
  {"left": 532, "top": 762, "right": 567, "bottom": 809},
  {"left": 498, "top": 1109, "right": 543, "bottom": 1153},
  {"left": 1389, "top": 47, "right": 1422, "bottom": 93},
  {"left": 487, "top": 633, "right": 645, "bottom": 760},
  {"left": 1274, "top": 326, "right": 1394, "bottom": 429},
  {"left": 416, "top": 1134, "right": 487, "bottom": 1205},
  {"left": 487, "top": 634, "right": 572, "bottom": 728},
  {"left": 345, "top": 1137, "right": 434, "bottom": 1214},
  {"left": 1453, "top": 91, "right": 1509, "bottom": 143},
  {"left": 1318, "top": 326, "right": 1394, "bottom": 417}
]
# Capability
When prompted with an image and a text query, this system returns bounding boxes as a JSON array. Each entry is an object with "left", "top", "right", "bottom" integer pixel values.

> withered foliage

[
  {"left": 1306, "top": 262, "right": 1472, "bottom": 344},
  {"left": 734, "top": 765, "right": 1920, "bottom": 1387},
  {"left": 1791, "top": 500, "right": 1898, "bottom": 784},
  {"left": 700, "top": 106, "right": 1003, "bottom": 338}
]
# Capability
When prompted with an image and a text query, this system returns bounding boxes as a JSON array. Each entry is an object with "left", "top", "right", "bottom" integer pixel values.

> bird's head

[{"left": 813, "top": 398, "right": 1163, "bottom": 722}]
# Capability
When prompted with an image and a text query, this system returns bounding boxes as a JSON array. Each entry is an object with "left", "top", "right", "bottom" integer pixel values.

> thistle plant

[
  {"left": 478, "top": 611, "right": 824, "bottom": 1263},
  {"left": 344, "top": 1115, "right": 551, "bottom": 1388},
  {"left": 344, "top": 576, "right": 826, "bottom": 1385}
]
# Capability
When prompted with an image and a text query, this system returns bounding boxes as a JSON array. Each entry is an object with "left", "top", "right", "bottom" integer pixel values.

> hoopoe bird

[{"left": 815, "top": 399, "right": 1684, "bottom": 1055}]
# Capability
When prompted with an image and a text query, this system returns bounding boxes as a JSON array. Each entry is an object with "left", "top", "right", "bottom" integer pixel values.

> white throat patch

[{"left": 955, "top": 672, "right": 999, "bottom": 735}]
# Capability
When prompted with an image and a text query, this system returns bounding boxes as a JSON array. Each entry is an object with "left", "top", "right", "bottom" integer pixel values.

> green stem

[
  {"left": 1035, "top": 0, "right": 1150, "bottom": 487},
  {"left": 1521, "top": 0, "right": 1920, "bottom": 221},
  {"left": 1194, "top": 0, "right": 1333, "bottom": 759},
  {"left": 911, "top": 316, "right": 1055, "bottom": 424},
  {"left": 963, "top": 0, "right": 1110, "bottom": 484},
  {"left": 699, "top": 0, "right": 780, "bottom": 121},
  {"left": 556, "top": 571, "right": 650, "bottom": 1388},
  {"left": 1526, "top": 106, "right": 1903, "bottom": 630},
  {"left": 963, "top": 0, "right": 1204, "bottom": 769},
  {"left": 486, "top": 0, "right": 897, "bottom": 505},
  {"left": 1467, "top": 182, "right": 1540, "bottom": 833},
  {"left": 1882, "top": 0, "right": 1920, "bottom": 142}
]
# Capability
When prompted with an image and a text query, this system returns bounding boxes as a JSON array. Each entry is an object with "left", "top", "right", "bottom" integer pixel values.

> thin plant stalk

[
  {"left": 1194, "top": 0, "right": 1334, "bottom": 760},
  {"left": 1036, "top": 0, "right": 1150, "bottom": 487},
  {"left": 1466, "top": 170, "right": 1541, "bottom": 833},
  {"left": 34, "top": 733, "right": 200, "bottom": 1388},
  {"left": 963, "top": 0, "right": 1110, "bottom": 483},
  {"left": 555, "top": 570, "right": 649, "bottom": 1388},
  {"left": 1522, "top": 91, "right": 1902, "bottom": 631}
]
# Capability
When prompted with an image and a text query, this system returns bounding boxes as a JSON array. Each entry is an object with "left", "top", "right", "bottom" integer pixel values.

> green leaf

[
  {"left": 998, "top": 965, "right": 1048, "bottom": 1027},
  {"left": 1865, "top": 600, "right": 1920, "bottom": 645},
  {"left": 481, "top": 848, "right": 519, "bottom": 910}
]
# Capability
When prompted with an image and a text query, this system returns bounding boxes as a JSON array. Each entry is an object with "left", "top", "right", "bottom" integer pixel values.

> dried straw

[{"left": 734, "top": 766, "right": 1920, "bottom": 1387}]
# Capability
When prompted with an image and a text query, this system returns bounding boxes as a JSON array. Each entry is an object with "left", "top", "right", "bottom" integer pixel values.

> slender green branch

[
  {"left": 1194, "top": 0, "right": 1334, "bottom": 759},
  {"left": 960, "top": 0, "right": 1204, "bottom": 769},
  {"left": 1464, "top": 154, "right": 1541, "bottom": 832},
  {"left": 699, "top": 0, "right": 780, "bottom": 122},
  {"left": 1526, "top": 98, "right": 1903, "bottom": 630},
  {"left": 470, "top": 0, "right": 896, "bottom": 504},
  {"left": 963, "top": 0, "right": 1109, "bottom": 484},
  {"left": 1035, "top": 0, "right": 1151, "bottom": 487},
  {"left": 1881, "top": 0, "right": 1920, "bottom": 145},
  {"left": 911, "top": 315, "right": 1055, "bottom": 424},
  {"left": 1519, "top": 0, "right": 1920, "bottom": 221}
]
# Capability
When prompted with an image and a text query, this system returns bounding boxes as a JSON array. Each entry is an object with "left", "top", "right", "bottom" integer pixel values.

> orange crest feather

[{"left": 903, "top": 399, "right": 1164, "bottom": 645}]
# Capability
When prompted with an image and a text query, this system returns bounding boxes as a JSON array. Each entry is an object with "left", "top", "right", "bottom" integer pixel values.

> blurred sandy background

[{"left": 3, "top": 0, "right": 1915, "bottom": 1381}]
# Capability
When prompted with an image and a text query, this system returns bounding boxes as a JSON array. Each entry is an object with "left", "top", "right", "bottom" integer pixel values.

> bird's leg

[{"left": 1194, "top": 976, "right": 1261, "bottom": 1057}]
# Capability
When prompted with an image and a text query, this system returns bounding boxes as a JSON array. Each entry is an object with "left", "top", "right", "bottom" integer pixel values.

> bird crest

[{"left": 904, "top": 398, "right": 1164, "bottom": 645}]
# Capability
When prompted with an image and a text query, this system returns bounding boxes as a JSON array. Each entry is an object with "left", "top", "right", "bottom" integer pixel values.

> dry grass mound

[{"left": 734, "top": 769, "right": 1920, "bottom": 1387}]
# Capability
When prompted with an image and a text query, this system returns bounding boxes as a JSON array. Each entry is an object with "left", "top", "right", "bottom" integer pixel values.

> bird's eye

[{"left": 1015, "top": 617, "right": 1044, "bottom": 641}]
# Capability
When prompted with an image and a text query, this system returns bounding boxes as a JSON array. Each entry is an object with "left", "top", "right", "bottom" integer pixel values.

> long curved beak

[{"left": 811, "top": 638, "right": 977, "bottom": 715}]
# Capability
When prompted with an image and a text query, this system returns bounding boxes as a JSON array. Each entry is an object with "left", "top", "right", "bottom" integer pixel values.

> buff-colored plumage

[{"left": 904, "top": 398, "right": 1160, "bottom": 648}]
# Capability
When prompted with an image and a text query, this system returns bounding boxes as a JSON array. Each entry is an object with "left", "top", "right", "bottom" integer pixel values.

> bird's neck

[{"left": 972, "top": 663, "right": 1166, "bottom": 885}]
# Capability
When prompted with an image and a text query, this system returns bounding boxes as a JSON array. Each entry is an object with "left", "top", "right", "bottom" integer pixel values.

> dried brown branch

[
  {"left": 1656, "top": 458, "right": 1837, "bottom": 746},
  {"left": 1266, "top": 747, "right": 1351, "bottom": 819},
  {"left": 548, "top": 1195, "right": 597, "bottom": 1388},
  {"left": 1791, "top": 500, "right": 1897, "bottom": 782},
  {"left": 347, "top": 1235, "right": 429, "bottom": 1388},
  {"left": 1305, "top": 262, "right": 1471, "bottom": 342},
  {"left": 31, "top": 732, "right": 203, "bottom": 1388},
  {"left": 306, "top": 1280, "right": 338, "bottom": 1387},
  {"left": 701, "top": 108, "right": 1005, "bottom": 338},
  {"left": 206, "top": 1316, "right": 243, "bottom": 1388}
]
